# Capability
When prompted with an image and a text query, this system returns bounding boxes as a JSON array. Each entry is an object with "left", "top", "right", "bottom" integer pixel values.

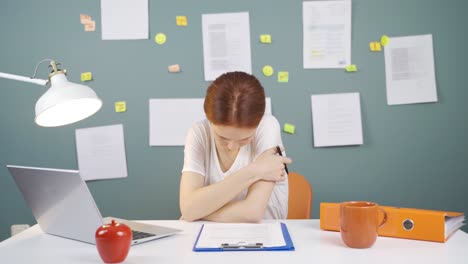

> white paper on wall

[
  {"left": 75, "top": 124, "right": 128, "bottom": 181},
  {"left": 202, "top": 12, "right": 252, "bottom": 81},
  {"left": 149, "top": 98, "right": 272, "bottom": 146},
  {"left": 384, "top": 34, "right": 438, "bottom": 105},
  {"left": 101, "top": 0, "right": 148, "bottom": 40},
  {"left": 311, "top": 92, "right": 363, "bottom": 147}
]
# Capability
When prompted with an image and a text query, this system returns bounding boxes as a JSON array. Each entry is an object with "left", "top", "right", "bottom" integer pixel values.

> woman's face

[{"left": 211, "top": 124, "right": 256, "bottom": 151}]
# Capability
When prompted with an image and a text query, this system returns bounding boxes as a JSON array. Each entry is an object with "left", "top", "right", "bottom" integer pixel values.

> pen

[{"left": 276, "top": 146, "right": 289, "bottom": 174}]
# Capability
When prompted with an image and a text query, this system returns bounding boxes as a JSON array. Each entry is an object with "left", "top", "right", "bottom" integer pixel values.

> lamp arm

[{"left": 0, "top": 72, "right": 47, "bottom": 86}]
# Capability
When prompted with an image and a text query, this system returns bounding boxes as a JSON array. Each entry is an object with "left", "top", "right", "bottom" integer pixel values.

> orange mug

[{"left": 340, "top": 201, "right": 387, "bottom": 248}]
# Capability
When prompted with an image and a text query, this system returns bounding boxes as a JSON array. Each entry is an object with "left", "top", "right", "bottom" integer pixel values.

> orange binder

[{"left": 320, "top": 202, "right": 465, "bottom": 243}]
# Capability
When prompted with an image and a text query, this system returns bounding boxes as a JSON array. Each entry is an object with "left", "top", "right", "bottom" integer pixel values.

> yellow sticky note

[
  {"left": 155, "top": 33, "right": 167, "bottom": 44},
  {"left": 262, "top": 65, "right": 274, "bottom": 77},
  {"left": 380, "top": 35, "right": 390, "bottom": 46},
  {"left": 81, "top": 72, "right": 92, "bottom": 81},
  {"left": 176, "top": 16, "right": 187, "bottom": 26},
  {"left": 369, "top": 42, "right": 382, "bottom": 52},
  {"left": 260, "top": 34, "right": 272, "bottom": 44},
  {"left": 284, "top": 123, "right": 296, "bottom": 134},
  {"left": 345, "top": 64, "right": 358, "bottom": 72},
  {"left": 115, "top": 101, "right": 126, "bottom": 113},
  {"left": 278, "top": 71, "right": 289, "bottom": 83}
]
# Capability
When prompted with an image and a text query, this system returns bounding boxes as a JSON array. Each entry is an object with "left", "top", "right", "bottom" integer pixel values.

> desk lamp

[{"left": 0, "top": 59, "right": 102, "bottom": 127}]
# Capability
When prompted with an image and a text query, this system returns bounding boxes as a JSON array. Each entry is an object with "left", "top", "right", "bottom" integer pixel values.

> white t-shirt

[{"left": 182, "top": 114, "right": 288, "bottom": 219}]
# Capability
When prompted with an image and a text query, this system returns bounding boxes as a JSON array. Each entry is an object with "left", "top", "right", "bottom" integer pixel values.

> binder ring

[{"left": 402, "top": 219, "right": 414, "bottom": 231}]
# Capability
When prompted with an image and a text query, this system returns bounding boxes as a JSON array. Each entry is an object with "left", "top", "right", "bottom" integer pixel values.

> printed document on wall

[
  {"left": 311, "top": 93, "right": 363, "bottom": 147},
  {"left": 149, "top": 98, "right": 272, "bottom": 146},
  {"left": 101, "top": 0, "right": 148, "bottom": 40},
  {"left": 303, "top": 0, "right": 351, "bottom": 68},
  {"left": 149, "top": 99, "right": 205, "bottom": 146},
  {"left": 75, "top": 124, "right": 128, "bottom": 181},
  {"left": 384, "top": 34, "right": 438, "bottom": 105},
  {"left": 202, "top": 12, "right": 252, "bottom": 81}
]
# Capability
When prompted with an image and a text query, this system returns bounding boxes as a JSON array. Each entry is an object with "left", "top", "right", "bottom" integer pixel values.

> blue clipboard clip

[{"left": 221, "top": 242, "right": 263, "bottom": 249}]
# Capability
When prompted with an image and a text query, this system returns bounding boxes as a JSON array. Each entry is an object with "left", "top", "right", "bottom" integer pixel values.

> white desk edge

[{"left": 1, "top": 219, "right": 467, "bottom": 264}]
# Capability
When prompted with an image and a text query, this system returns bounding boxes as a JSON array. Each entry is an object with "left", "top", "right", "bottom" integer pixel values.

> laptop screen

[{"left": 7, "top": 165, "right": 104, "bottom": 244}]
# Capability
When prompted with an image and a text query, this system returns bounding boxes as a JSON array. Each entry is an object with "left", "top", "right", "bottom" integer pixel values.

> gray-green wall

[{"left": 1, "top": 0, "right": 467, "bottom": 241}]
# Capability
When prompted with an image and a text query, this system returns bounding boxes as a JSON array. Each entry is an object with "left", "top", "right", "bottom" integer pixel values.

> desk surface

[{"left": 1, "top": 220, "right": 468, "bottom": 263}]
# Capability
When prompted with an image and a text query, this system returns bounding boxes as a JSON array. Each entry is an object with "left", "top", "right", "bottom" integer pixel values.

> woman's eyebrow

[
  {"left": 239, "top": 134, "right": 255, "bottom": 141},
  {"left": 219, "top": 134, "right": 253, "bottom": 141}
]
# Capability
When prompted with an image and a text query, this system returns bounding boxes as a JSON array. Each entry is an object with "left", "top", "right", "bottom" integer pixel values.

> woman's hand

[{"left": 250, "top": 147, "right": 292, "bottom": 182}]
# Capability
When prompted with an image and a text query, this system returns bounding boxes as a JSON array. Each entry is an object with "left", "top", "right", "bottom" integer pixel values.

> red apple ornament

[{"left": 95, "top": 219, "right": 132, "bottom": 263}]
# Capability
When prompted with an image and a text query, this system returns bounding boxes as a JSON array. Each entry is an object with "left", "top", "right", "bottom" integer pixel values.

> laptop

[{"left": 7, "top": 165, "right": 182, "bottom": 245}]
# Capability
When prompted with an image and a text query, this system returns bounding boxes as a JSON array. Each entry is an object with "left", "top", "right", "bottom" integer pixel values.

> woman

[{"left": 179, "top": 71, "right": 292, "bottom": 222}]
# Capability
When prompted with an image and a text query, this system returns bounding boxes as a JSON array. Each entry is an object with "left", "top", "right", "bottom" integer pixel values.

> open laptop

[{"left": 7, "top": 165, "right": 182, "bottom": 245}]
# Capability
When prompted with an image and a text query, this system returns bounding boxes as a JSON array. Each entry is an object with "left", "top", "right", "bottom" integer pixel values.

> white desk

[{"left": 1, "top": 220, "right": 467, "bottom": 263}]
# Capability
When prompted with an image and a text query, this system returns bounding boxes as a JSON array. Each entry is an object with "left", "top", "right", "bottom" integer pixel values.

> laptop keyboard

[{"left": 132, "top": 230, "right": 156, "bottom": 240}]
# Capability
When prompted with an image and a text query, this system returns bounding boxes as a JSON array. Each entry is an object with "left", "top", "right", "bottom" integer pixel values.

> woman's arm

[
  {"left": 179, "top": 147, "right": 290, "bottom": 222},
  {"left": 203, "top": 180, "right": 276, "bottom": 223},
  {"left": 179, "top": 165, "right": 257, "bottom": 222}
]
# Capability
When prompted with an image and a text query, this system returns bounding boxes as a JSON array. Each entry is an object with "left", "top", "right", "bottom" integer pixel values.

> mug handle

[{"left": 378, "top": 208, "right": 388, "bottom": 228}]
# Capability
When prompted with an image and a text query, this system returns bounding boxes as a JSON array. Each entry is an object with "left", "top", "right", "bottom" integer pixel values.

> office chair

[{"left": 287, "top": 172, "right": 313, "bottom": 219}]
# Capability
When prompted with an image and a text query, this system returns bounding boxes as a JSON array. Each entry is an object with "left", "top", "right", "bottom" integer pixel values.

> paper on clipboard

[{"left": 196, "top": 223, "right": 286, "bottom": 248}]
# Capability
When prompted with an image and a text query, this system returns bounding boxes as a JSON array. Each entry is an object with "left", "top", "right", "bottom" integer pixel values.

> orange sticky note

[
  {"left": 168, "top": 64, "right": 181, "bottom": 73},
  {"left": 115, "top": 101, "right": 127, "bottom": 113},
  {"left": 80, "top": 14, "right": 92, "bottom": 24},
  {"left": 84, "top": 21, "right": 96, "bottom": 32},
  {"left": 369, "top": 42, "right": 382, "bottom": 52},
  {"left": 278, "top": 71, "right": 289, "bottom": 83},
  {"left": 176, "top": 16, "right": 188, "bottom": 26}
]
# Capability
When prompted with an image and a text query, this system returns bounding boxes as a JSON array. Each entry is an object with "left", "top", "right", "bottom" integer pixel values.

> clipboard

[{"left": 193, "top": 223, "right": 295, "bottom": 252}]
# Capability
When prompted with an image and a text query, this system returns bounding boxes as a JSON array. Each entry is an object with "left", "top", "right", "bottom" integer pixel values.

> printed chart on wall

[
  {"left": 302, "top": 0, "right": 352, "bottom": 69},
  {"left": 384, "top": 34, "right": 438, "bottom": 105},
  {"left": 202, "top": 12, "right": 252, "bottom": 81}
]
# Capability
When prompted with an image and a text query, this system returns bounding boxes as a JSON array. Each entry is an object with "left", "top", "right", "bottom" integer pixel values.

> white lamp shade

[{"left": 35, "top": 73, "right": 102, "bottom": 127}]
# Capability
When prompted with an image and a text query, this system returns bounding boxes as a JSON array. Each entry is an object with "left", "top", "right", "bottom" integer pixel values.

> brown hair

[{"left": 204, "top": 71, "right": 265, "bottom": 128}]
